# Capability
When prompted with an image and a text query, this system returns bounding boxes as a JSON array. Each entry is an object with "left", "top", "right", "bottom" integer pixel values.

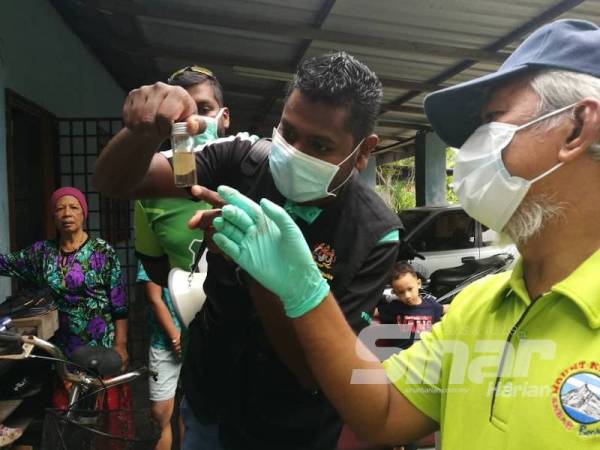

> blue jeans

[{"left": 181, "top": 396, "right": 222, "bottom": 450}]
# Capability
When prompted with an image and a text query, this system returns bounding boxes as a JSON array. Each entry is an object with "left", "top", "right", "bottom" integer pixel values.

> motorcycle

[{"left": 424, "top": 252, "right": 515, "bottom": 304}]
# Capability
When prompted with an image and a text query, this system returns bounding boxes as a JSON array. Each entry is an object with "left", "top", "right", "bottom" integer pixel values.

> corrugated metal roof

[{"left": 50, "top": 0, "right": 598, "bottom": 155}]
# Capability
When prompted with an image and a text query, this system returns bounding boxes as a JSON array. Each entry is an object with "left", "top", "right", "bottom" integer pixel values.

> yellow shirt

[{"left": 384, "top": 248, "right": 600, "bottom": 448}]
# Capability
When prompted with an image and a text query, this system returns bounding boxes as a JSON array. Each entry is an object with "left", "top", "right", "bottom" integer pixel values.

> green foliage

[
  {"left": 375, "top": 148, "right": 458, "bottom": 212},
  {"left": 446, "top": 148, "right": 459, "bottom": 205},
  {"left": 375, "top": 157, "right": 416, "bottom": 213}
]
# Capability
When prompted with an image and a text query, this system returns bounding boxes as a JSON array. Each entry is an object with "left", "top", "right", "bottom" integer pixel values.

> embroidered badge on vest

[
  {"left": 551, "top": 361, "right": 600, "bottom": 436},
  {"left": 313, "top": 243, "right": 335, "bottom": 280}
]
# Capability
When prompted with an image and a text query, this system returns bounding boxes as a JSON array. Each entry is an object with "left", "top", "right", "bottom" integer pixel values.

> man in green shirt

[
  {"left": 202, "top": 19, "right": 600, "bottom": 449},
  {"left": 134, "top": 66, "right": 256, "bottom": 450},
  {"left": 135, "top": 65, "right": 234, "bottom": 284}
]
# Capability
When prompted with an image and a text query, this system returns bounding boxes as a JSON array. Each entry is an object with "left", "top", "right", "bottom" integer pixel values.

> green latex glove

[{"left": 212, "top": 185, "right": 330, "bottom": 318}]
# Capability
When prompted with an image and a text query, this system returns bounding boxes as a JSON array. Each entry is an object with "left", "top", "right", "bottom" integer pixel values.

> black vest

[{"left": 182, "top": 143, "right": 402, "bottom": 449}]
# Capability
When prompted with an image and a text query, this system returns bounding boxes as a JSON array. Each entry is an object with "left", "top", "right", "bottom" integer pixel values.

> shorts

[{"left": 148, "top": 346, "right": 182, "bottom": 402}]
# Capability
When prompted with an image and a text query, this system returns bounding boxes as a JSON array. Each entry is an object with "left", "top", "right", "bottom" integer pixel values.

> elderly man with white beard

[{"left": 207, "top": 19, "right": 600, "bottom": 449}]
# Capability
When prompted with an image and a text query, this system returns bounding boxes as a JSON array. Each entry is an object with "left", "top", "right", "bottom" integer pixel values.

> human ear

[
  {"left": 560, "top": 98, "right": 600, "bottom": 162},
  {"left": 221, "top": 107, "right": 231, "bottom": 131},
  {"left": 355, "top": 134, "right": 378, "bottom": 171}
]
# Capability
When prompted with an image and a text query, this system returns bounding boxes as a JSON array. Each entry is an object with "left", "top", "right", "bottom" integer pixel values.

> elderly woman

[{"left": 0, "top": 187, "right": 129, "bottom": 364}]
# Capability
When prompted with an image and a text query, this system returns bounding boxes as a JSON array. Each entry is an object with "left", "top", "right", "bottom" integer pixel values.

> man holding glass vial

[{"left": 94, "top": 52, "right": 402, "bottom": 449}]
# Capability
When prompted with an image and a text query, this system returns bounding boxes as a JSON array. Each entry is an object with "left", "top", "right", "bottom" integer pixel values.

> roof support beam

[
  {"left": 383, "top": 0, "right": 586, "bottom": 112},
  {"left": 82, "top": 0, "right": 509, "bottom": 64},
  {"left": 381, "top": 105, "right": 424, "bottom": 115},
  {"left": 107, "top": 41, "right": 443, "bottom": 93},
  {"left": 251, "top": 0, "right": 338, "bottom": 132},
  {"left": 377, "top": 120, "right": 431, "bottom": 131}
]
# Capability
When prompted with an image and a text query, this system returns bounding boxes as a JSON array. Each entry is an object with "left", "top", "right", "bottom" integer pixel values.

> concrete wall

[{"left": 0, "top": 0, "right": 125, "bottom": 300}]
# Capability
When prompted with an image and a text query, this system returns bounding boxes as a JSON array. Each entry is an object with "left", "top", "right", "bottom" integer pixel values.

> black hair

[
  {"left": 390, "top": 261, "right": 418, "bottom": 281},
  {"left": 287, "top": 51, "right": 383, "bottom": 142},
  {"left": 168, "top": 70, "right": 224, "bottom": 107}
]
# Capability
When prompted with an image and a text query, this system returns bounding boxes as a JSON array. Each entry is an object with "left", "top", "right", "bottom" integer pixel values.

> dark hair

[
  {"left": 390, "top": 261, "right": 418, "bottom": 281},
  {"left": 287, "top": 51, "right": 383, "bottom": 142},
  {"left": 168, "top": 70, "right": 224, "bottom": 107}
]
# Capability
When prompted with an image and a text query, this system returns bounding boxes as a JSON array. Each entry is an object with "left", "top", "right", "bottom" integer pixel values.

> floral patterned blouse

[{"left": 0, "top": 237, "right": 128, "bottom": 356}]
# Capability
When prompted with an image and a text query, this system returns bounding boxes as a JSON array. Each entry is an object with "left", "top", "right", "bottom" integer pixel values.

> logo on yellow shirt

[{"left": 552, "top": 361, "right": 600, "bottom": 436}]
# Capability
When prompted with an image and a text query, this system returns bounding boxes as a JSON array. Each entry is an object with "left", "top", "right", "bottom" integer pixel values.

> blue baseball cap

[{"left": 424, "top": 19, "right": 600, "bottom": 148}]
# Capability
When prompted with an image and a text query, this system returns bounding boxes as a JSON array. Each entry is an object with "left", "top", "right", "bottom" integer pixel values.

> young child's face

[{"left": 391, "top": 273, "right": 422, "bottom": 306}]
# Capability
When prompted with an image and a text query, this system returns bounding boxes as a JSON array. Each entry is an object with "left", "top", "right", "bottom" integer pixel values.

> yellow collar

[{"left": 496, "top": 248, "right": 600, "bottom": 328}]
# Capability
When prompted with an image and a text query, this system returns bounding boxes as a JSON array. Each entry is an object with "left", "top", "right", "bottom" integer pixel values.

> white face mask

[
  {"left": 453, "top": 103, "right": 576, "bottom": 232},
  {"left": 269, "top": 127, "right": 363, "bottom": 203}
]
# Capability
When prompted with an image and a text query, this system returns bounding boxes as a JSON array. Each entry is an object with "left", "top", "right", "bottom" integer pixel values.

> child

[
  {"left": 377, "top": 261, "right": 444, "bottom": 349},
  {"left": 136, "top": 262, "right": 183, "bottom": 450}
]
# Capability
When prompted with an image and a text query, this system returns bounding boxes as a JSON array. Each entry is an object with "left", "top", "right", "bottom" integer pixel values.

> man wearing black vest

[{"left": 93, "top": 51, "right": 402, "bottom": 449}]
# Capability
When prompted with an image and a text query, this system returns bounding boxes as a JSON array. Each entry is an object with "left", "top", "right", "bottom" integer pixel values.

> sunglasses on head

[{"left": 167, "top": 66, "right": 215, "bottom": 84}]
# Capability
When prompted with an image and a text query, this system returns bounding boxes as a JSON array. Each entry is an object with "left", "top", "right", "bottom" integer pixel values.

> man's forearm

[
  {"left": 246, "top": 279, "right": 317, "bottom": 389},
  {"left": 93, "top": 128, "right": 162, "bottom": 198},
  {"left": 292, "top": 294, "right": 436, "bottom": 444}
]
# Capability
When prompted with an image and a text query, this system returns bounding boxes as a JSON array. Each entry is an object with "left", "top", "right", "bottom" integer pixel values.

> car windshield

[
  {"left": 410, "top": 210, "right": 477, "bottom": 252},
  {"left": 398, "top": 210, "right": 430, "bottom": 233}
]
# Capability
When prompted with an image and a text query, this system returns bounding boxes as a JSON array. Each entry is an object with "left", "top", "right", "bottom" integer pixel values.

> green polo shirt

[
  {"left": 134, "top": 199, "right": 209, "bottom": 271},
  {"left": 384, "top": 248, "right": 600, "bottom": 448},
  {"left": 135, "top": 133, "right": 261, "bottom": 271}
]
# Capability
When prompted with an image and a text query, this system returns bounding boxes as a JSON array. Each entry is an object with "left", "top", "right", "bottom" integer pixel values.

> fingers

[
  {"left": 203, "top": 225, "right": 225, "bottom": 256},
  {"left": 187, "top": 208, "right": 222, "bottom": 230},
  {"left": 124, "top": 84, "right": 166, "bottom": 136},
  {"left": 156, "top": 85, "right": 198, "bottom": 136},
  {"left": 191, "top": 185, "right": 225, "bottom": 207},
  {"left": 186, "top": 115, "right": 209, "bottom": 136},
  {"left": 122, "top": 89, "right": 136, "bottom": 128},
  {"left": 171, "top": 336, "right": 182, "bottom": 357},
  {"left": 187, "top": 210, "right": 205, "bottom": 230},
  {"left": 122, "top": 82, "right": 197, "bottom": 140},
  {"left": 213, "top": 232, "right": 241, "bottom": 260},
  {"left": 213, "top": 215, "right": 246, "bottom": 244},
  {"left": 220, "top": 205, "right": 255, "bottom": 233},
  {"left": 217, "top": 185, "right": 261, "bottom": 221},
  {"left": 260, "top": 198, "right": 297, "bottom": 233},
  {"left": 143, "top": 85, "right": 171, "bottom": 136},
  {"left": 213, "top": 205, "right": 254, "bottom": 246}
]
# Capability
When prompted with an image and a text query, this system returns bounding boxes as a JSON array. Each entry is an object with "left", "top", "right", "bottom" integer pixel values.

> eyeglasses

[{"left": 167, "top": 66, "right": 215, "bottom": 84}]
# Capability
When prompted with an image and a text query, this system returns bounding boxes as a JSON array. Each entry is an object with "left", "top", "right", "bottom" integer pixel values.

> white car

[{"left": 398, "top": 206, "right": 518, "bottom": 279}]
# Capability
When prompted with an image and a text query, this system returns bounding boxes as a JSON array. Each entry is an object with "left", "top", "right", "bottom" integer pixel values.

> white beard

[{"left": 501, "top": 194, "right": 566, "bottom": 246}]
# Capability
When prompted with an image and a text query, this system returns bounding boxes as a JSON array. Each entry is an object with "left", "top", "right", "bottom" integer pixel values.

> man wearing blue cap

[{"left": 201, "top": 19, "right": 600, "bottom": 448}]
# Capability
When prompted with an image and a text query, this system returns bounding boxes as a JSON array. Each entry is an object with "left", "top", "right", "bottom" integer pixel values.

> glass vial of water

[{"left": 171, "top": 122, "right": 197, "bottom": 188}]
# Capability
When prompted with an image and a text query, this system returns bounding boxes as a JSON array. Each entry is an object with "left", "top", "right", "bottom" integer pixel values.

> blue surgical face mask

[
  {"left": 269, "top": 127, "right": 363, "bottom": 203},
  {"left": 193, "top": 108, "right": 224, "bottom": 147}
]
